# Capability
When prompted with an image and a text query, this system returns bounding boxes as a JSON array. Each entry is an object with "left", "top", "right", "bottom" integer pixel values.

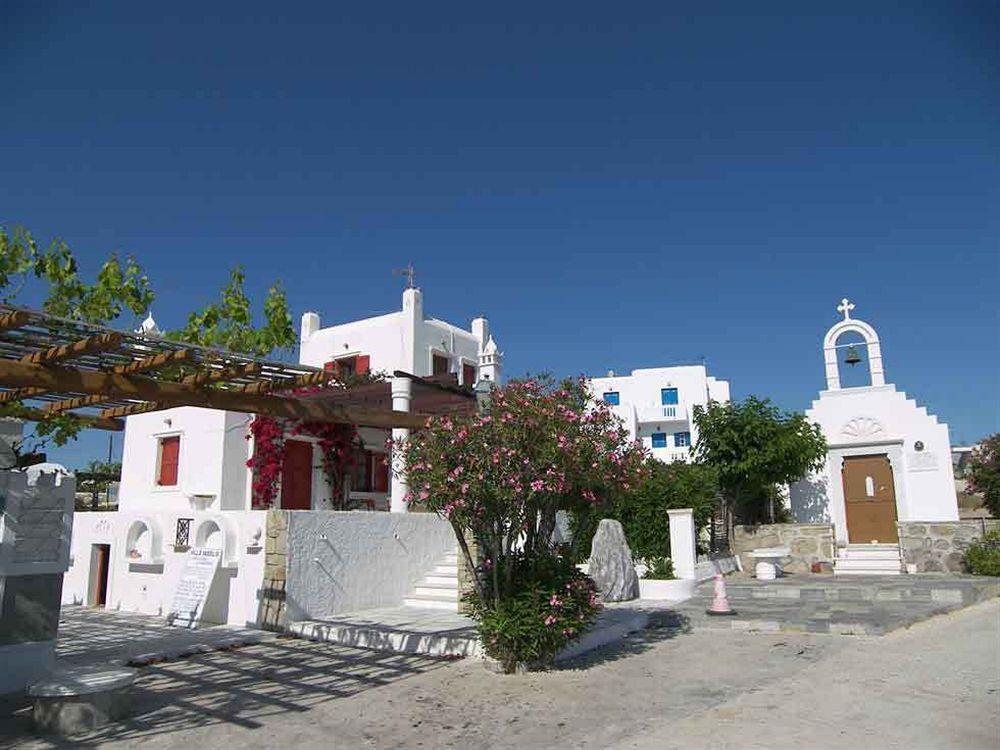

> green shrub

[
  {"left": 569, "top": 459, "right": 719, "bottom": 562},
  {"left": 965, "top": 529, "right": 1000, "bottom": 577},
  {"left": 642, "top": 557, "right": 675, "bottom": 580},
  {"left": 463, "top": 553, "right": 602, "bottom": 672}
]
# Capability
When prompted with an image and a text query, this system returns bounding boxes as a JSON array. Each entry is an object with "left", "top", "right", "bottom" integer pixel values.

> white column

[
  {"left": 667, "top": 508, "right": 697, "bottom": 580},
  {"left": 390, "top": 376, "right": 413, "bottom": 513}
]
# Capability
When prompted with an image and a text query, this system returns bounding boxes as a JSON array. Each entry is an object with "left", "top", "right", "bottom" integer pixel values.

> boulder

[{"left": 588, "top": 519, "right": 639, "bottom": 602}]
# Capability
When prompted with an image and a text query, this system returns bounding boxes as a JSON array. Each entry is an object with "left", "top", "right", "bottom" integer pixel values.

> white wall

[
  {"left": 298, "top": 288, "right": 487, "bottom": 382},
  {"left": 63, "top": 510, "right": 267, "bottom": 627},
  {"left": 284, "top": 511, "right": 456, "bottom": 621},
  {"left": 588, "top": 365, "right": 731, "bottom": 462},
  {"left": 790, "top": 385, "right": 958, "bottom": 541}
]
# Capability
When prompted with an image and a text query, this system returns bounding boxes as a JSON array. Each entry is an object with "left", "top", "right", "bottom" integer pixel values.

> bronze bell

[{"left": 844, "top": 345, "right": 862, "bottom": 366}]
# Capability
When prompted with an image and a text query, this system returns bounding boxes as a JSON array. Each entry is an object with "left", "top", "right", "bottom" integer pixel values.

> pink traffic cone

[{"left": 705, "top": 573, "right": 737, "bottom": 616}]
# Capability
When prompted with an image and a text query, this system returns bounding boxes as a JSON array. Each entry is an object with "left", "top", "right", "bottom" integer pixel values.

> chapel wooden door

[
  {"left": 92, "top": 544, "right": 110, "bottom": 607},
  {"left": 281, "top": 439, "right": 313, "bottom": 510},
  {"left": 842, "top": 454, "right": 899, "bottom": 543}
]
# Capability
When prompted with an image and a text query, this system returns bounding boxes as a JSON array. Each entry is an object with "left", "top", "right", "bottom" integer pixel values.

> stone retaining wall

[
  {"left": 897, "top": 520, "right": 1000, "bottom": 573},
  {"left": 732, "top": 523, "right": 835, "bottom": 575},
  {"left": 259, "top": 510, "right": 289, "bottom": 630}
]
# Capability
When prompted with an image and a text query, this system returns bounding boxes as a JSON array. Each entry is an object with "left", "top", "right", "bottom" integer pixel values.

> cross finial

[
  {"left": 837, "top": 297, "right": 855, "bottom": 320},
  {"left": 393, "top": 262, "right": 416, "bottom": 289}
]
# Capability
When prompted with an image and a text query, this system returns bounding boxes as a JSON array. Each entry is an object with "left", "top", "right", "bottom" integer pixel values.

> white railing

[{"left": 636, "top": 404, "right": 687, "bottom": 423}]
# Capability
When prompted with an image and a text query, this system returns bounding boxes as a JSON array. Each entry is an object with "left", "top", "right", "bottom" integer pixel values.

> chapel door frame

[{"left": 841, "top": 453, "right": 900, "bottom": 544}]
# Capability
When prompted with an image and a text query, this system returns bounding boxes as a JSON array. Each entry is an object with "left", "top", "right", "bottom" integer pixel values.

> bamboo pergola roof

[{"left": 0, "top": 305, "right": 460, "bottom": 431}]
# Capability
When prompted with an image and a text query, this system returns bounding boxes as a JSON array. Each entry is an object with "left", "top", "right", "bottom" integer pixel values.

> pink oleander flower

[{"left": 544, "top": 615, "right": 557, "bottom": 627}]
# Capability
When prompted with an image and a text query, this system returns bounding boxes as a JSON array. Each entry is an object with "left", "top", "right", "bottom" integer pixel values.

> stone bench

[
  {"left": 29, "top": 666, "right": 136, "bottom": 736},
  {"left": 748, "top": 547, "right": 791, "bottom": 580}
]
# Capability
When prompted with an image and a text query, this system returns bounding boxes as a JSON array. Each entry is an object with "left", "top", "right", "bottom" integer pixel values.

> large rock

[{"left": 588, "top": 519, "right": 639, "bottom": 602}]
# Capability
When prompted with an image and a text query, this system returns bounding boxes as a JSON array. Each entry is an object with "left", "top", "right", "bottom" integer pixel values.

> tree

[
  {"left": 396, "top": 375, "right": 648, "bottom": 670},
  {"left": 966, "top": 434, "right": 1000, "bottom": 518},
  {"left": 692, "top": 396, "right": 827, "bottom": 525},
  {"left": 0, "top": 225, "right": 297, "bottom": 454},
  {"left": 568, "top": 458, "right": 719, "bottom": 562}
]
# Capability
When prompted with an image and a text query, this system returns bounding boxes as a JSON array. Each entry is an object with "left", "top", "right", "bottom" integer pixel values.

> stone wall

[
  {"left": 732, "top": 523, "right": 835, "bottom": 575},
  {"left": 897, "top": 520, "right": 1000, "bottom": 573},
  {"left": 259, "top": 509, "right": 289, "bottom": 630}
]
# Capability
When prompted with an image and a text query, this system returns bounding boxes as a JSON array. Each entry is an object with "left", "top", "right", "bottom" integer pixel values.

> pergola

[{"left": 0, "top": 305, "right": 475, "bottom": 433}]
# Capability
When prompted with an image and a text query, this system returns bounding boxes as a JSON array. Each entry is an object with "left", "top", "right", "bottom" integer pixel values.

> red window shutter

[
  {"left": 373, "top": 454, "right": 389, "bottom": 493},
  {"left": 356, "top": 355, "right": 370, "bottom": 374},
  {"left": 158, "top": 436, "right": 180, "bottom": 486},
  {"left": 324, "top": 360, "right": 337, "bottom": 373},
  {"left": 463, "top": 364, "right": 476, "bottom": 386},
  {"left": 433, "top": 355, "right": 449, "bottom": 376}
]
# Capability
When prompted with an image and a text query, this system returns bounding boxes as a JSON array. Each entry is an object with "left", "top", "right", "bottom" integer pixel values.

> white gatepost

[
  {"left": 667, "top": 508, "right": 697, "bottom": 580},
  {"left": 390, "top": 376, "right": 412, "bottom": 513}
]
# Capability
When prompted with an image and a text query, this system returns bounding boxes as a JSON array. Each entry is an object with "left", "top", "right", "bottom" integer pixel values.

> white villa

[
  {"left": 60, "top": 285, "right": 503, "bottom": 630},
  {"left": 587, "top": 365, "right": 731, "bottom": 463}
]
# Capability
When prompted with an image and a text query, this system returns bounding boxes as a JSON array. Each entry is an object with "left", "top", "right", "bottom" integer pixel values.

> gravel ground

[{"left": 4, "top": 599, "right": 997, "bottom": 749}]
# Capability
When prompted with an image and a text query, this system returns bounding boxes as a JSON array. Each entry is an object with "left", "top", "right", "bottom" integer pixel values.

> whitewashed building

[
  {"left": 61, "top": 284, "right": 502, "bottom": 625},
  {"left": 587, "top": 365, "right": 731, "bottom": 463},
  {"left": 789, "top": 299, "right": 959, "bottom": 573}
]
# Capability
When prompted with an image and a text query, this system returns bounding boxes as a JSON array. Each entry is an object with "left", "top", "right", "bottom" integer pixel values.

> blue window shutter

[
  {"left": 661, "top": 388, "right": 678, "bottom": 405},
  {"left": 603, "top": 392, "right": 620, "bottom": 406},
  {"left": 651, "top": 432, "right": 667, "bottom": 448},
  {"left": 674, "top": 431, "right": 691, "bottom": 447}
]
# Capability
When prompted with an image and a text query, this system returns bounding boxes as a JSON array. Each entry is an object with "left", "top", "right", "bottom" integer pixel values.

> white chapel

[{"left": 790, "top": 299, "right": 959, "bottom": 550}]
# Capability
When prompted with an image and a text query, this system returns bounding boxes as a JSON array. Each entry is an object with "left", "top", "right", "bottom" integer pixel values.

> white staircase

[
  {"left": 403, "top": 550, "right": 461, "bottom": 610},
  {"left": 834, "top": 544, "right": 903, "bottom": 575}
]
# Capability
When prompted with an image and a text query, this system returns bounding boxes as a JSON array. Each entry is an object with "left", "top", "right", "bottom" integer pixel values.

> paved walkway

[
  {"left": 54, "top": 606, "right": 268, "bottom": 666},
  {"left": 3, "top": 597, "right": 996, "bottom": 748}
]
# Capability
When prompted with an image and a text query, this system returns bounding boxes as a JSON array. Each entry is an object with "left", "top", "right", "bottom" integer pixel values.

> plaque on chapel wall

[
  {"left": 167, "top": 547, "right": 222, "bottom": 628},
  {"left": 907, "top": 451, "right": 939, "bottom": 472}
]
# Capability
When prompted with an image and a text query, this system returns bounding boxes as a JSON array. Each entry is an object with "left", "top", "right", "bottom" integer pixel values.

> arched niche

[
  {"left": 822, "top": 316, "right": 885, "bottom": 390},
  {"left": 192, "top": 515, "right": 237, "bottom": 566},
  {"left": 124, "top": 517, "right": 164, "bottom": 564}
]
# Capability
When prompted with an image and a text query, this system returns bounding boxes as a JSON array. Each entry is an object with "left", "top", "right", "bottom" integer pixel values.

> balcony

[{"left": 636, "top": 403, "right": 688, "bottom": 424}]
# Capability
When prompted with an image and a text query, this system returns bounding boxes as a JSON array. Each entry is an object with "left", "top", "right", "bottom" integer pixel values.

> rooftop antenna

[{"left": 393, "top": 262, "right": 416, "bottom": 289}]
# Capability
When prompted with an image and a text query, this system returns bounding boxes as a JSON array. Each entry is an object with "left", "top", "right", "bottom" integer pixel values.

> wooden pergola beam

[
  {"left": 12, "top": 406, "right": 123, "bottom": 432},
  {"left": 238, "top": 370, "right": 330, "bottom": 395},
  {"left": 0, "top": 310, "right": 30, "bottom": 333},
  {"left": 20, "top": 332, "right": 123, "bottom": 366},
  {"left": 181, "top": 362, "right": 262, "bottom": 388},
  {"left": 0, "top": 358, "right": 427, "bottom": 429},
  {"left": 42, "top": 349, "right": 196, "bottom": 414},
  {"left": 99, "top": 402, "right": 163, "bottom": 419}
]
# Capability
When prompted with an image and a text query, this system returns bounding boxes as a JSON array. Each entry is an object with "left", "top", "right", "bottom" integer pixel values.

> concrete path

[
  {"left": 54, "top": 606, "right": 269, "bottom": 666},
  {"left": 3, "top": 600, "right": 996, "bottom": 748}
]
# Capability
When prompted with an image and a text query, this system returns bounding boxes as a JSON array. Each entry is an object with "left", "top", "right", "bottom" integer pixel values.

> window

[
  {"left": 651, "top": 432, "right": 667, "bottom": 448},
  {"left": 432, "top": 354, "right": 450, "bottom": 376},
  {"left": 603, "top": 392, "right": 620, "bottom": 405},
  {"left": 157, "top": 435, "right": 180, "bottom": 486},
  {"left": 674, "top": 431, "right": 691, "bottom": 447},
  {"left": 661, "top": 388, "right": 678, "bottom": 405},
  {"left": 324, "top": 355, "right": 369, "bottom": 378},
  {"left": 463, "top": 363, "right": 476, "bottom": 386}
]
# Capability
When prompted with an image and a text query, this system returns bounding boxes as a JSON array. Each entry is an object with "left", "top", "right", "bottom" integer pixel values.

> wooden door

[
  {"left": 842, "top": 455, "right": 899, "bottom": 543},
  {"left": 93, "top": 544, "right": 110, "bottom": 607},
  {"left": 281, "top": 439, "right": 313, "bottom": 510}
]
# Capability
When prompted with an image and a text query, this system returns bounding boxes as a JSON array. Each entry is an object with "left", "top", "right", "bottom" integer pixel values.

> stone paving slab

[
  {"left": 660, "top": 574, "right": 1000, "bottom": 636},
  {"left": 56, "top": 606, "right": 270, "bottom": 668}
]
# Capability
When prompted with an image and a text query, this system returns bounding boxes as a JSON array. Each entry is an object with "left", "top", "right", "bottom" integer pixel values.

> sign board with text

[{"left": 167, "top": 547, "right": 222, "bottom": 628}]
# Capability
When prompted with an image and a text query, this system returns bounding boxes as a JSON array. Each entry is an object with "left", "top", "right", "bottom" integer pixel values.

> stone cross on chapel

[{"left": 837, "top": 297, "right": 856, "bottom": 320}]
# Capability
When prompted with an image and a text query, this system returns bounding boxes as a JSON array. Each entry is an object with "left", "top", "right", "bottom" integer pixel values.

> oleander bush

[{"left": 965, "top": 529, "right": 1000, "bottom": 577}]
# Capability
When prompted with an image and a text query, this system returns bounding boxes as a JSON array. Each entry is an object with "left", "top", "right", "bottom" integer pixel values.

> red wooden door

[
  {"left": 281, "top": 440, "right": 313, "bottom": 510},
  {"left": 93, "top": 544, "right": 110, "bottom": 607}
]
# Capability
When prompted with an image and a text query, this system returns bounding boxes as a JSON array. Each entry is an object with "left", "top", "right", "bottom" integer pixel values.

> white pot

[{"left": 638, "top": 577, "right": 695, "bottom": 602}]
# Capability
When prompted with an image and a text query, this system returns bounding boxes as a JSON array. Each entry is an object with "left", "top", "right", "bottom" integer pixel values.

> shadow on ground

[
  {"left": 556, "top": 611, "right": 692, "bottom": 671},
  {"left": 0, "top": 636, "right": 452, "bottom": 748}
]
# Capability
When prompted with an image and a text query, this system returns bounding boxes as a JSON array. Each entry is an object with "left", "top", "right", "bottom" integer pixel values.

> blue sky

[{"left": 2, "top": 1, "right": 998, "bottom": 467}]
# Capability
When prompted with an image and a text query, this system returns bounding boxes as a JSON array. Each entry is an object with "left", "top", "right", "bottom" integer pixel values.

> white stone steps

[
  {"left": 424, "top": 574, "right": 458, "bottom": 586},
  {"left": 834, "top": 544, "right": 903, "bottom": 575},
  {"left": 412, "top": 583, "right": 459, "bottom": 599},
  {"left": 288, "top": 611, "right": 480, "bottom": 657},
  {"left": 402, "top": 593, "right": 462, "bottom": 610},
  {"left": 402, "top": 549, "right": 462, "bottom": 611}
]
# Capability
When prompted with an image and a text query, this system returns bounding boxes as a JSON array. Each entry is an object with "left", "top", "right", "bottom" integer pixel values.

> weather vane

[{"left": 393, "top": 262, "right": 416, "bottom": 289}]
